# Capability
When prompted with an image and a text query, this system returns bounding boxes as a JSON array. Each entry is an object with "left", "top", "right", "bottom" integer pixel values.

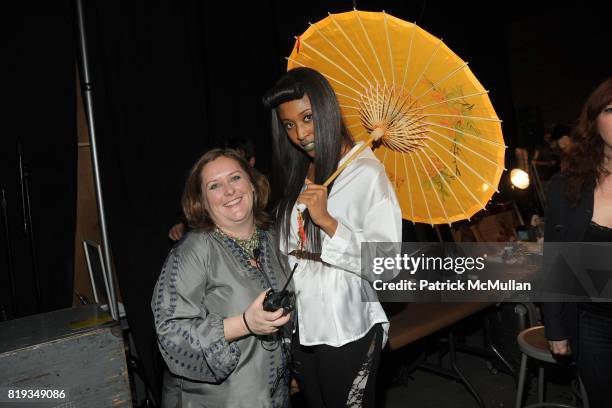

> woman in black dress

[{"left": 542, "top": 77, "right": 612, "bottom": 408}]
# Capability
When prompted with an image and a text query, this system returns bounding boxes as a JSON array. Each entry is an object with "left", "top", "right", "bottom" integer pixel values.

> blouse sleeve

[
  {"left": 151, "top": 234, "right": 241, "bottom": 382},
  {"left": 320, "top": 166, "right": 402, "bottom": 280}
]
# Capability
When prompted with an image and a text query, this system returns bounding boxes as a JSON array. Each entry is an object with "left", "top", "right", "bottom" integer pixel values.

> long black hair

[{"left": 263, "top": 67, "right": 353, "bottom": 253}]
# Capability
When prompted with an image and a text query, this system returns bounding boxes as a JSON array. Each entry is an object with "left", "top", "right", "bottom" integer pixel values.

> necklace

[
  {"left": 296, "top": 209, "right": 307, "bottom": 251},
  {"left": 215, "top": 226, "right": 260, "bottom": 258}
]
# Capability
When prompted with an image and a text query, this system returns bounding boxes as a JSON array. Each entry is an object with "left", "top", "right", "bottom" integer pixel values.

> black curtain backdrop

[{"left": 0, "top": 1, "right": 76, "bottom": 319}]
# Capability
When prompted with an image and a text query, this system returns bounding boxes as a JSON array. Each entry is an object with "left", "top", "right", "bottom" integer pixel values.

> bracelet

[{"left": 242, "top": 312, "right": 255, "bottom": 336}]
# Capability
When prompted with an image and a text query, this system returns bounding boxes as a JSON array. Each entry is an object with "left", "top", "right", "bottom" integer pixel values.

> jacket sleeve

[
  {"left": 320, "top": 167, "right": 402, "bottom": 281},
  {"left": 152, "top": 235, "right": 241, "bottom": 382},
  {"left": 541, "top": 174, "right": 569, "bottom": 341}
]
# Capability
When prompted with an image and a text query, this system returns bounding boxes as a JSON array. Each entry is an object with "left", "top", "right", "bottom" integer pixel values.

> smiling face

[
  {"left": 277, "top": 94, "right": 316, "bottom": 158},
  {"left": 200, "top": 156, "right": 255, "bottom": 236}
]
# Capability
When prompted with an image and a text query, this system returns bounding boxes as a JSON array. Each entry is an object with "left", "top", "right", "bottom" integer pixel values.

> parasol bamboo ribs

[{"left": 322, "top": 127, "right": 385, "bottom": 187}]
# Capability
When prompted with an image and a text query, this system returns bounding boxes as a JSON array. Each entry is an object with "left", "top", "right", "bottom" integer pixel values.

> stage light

[{"left": 510, "top": 168, "right": 530, "bottom": 189}]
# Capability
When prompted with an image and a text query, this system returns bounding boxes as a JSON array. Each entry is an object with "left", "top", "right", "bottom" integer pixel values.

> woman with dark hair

[
  {"left": 542, "top": 77, "right": 612, "bottom": 407},
  {"left": 263, "top": 67, "right": 402, "bottom": 407},
  {"left": 152, "top": 149, "right": 292, "bottom": 408}
]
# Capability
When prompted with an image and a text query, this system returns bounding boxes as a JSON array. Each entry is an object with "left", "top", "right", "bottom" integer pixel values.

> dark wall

[
  {"left": 1, "top": 1, "right": 76, "bottom": 319},
  {"left": 506, "top": 5, "right": 610, "bottom": 147}
]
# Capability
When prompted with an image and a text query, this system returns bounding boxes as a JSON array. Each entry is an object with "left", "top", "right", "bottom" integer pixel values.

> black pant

[
  {"left": 292, "top": 324, "right": 383, "bottom": 408},
  {"left": 576, "top": 309, "right": 612, "bottom": 408}
]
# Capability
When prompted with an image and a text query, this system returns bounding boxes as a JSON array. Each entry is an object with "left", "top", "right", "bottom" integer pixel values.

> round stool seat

[{"left": 517, "top": 326, "right": 556, "bottom": 364}]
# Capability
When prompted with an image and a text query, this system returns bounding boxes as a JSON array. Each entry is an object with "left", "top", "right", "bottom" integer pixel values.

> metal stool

[{"left": 515, "top": 326, "right": 589, "bottom": 408}]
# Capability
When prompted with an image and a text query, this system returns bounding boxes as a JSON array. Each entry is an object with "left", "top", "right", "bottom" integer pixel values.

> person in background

[
  {"left": 532, "top": 130, "right": 560, "bottom": 182},
  {"left": 263, "top": 67, "right": 402, "bottom": 407},
  {"left": 153, "top": 149, "right": 292, "bottom": 407},
  {"left": 228, "top": 136, "right": 257, "bottom": 168},
  {"left": 542, "top": 77, "right": 612, "bottom": 408},
  {"left": 556, "top": 132, "right": 573, "bottom": 172}
]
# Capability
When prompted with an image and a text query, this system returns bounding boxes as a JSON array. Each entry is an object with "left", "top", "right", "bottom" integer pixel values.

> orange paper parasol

[{"left": 288, "top": 10, "right": 506, "bottom": 225}]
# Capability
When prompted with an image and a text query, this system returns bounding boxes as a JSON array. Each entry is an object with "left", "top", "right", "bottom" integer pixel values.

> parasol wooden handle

[{"left": 322, "top": 127, "right": 385, "bottom": 187}]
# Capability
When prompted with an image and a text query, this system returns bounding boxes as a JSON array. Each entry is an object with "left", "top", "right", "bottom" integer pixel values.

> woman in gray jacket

[{"left": 152, "top": 149, "right": 293, "bottom": 408}]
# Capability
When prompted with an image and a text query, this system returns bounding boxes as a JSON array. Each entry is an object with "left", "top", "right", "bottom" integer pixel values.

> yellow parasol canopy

[{"left": 287, "top": 10, "right": 506, "bottom": 225}]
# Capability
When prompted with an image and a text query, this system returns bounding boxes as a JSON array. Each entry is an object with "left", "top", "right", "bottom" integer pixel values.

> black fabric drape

[{"left": 0, "top": 1, "right": 76, "bottom": 319}]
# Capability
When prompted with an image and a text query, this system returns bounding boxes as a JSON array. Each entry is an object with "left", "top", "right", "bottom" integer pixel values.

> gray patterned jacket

[{"left": 152, "top": 229, "right": 292, "bottom": 408}]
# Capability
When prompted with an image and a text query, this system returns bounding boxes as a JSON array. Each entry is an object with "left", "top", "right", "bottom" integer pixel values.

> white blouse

[{"left": 284, "top": 142, "right": 402, "bottom": 347}]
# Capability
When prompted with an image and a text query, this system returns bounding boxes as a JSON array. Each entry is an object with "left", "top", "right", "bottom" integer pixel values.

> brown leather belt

[{"left": 288, "top": 250, "right": 322, "bottom": 262}]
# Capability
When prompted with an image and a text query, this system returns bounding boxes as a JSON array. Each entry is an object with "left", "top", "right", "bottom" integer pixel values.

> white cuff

[{"left": 320, "top": 221, "right": 360, "bottom": 272}]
